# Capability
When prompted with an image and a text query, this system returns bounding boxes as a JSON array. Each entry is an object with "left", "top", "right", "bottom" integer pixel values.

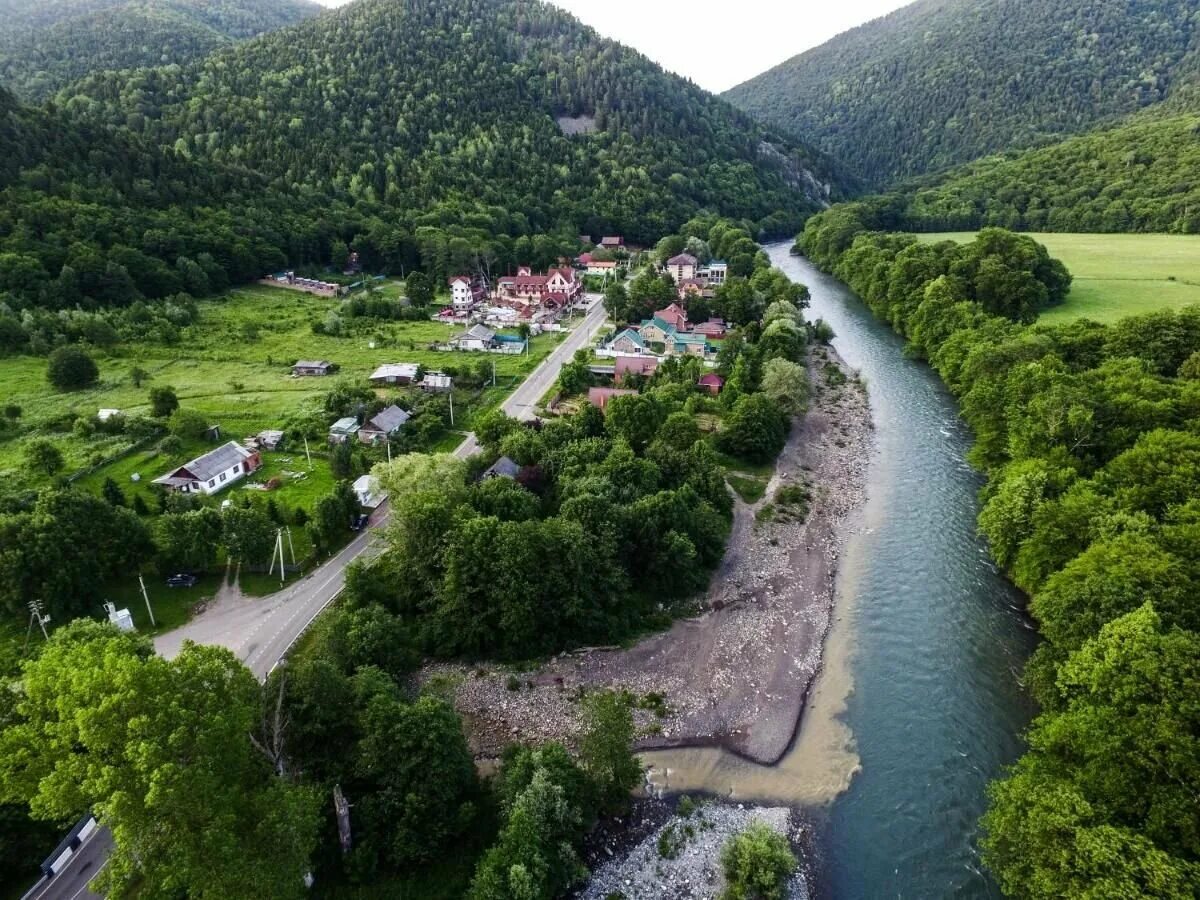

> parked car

[
  {"left": 166, "top": 573, "right": 199, "bottom": 588},
  {"left": 350, "top": 514, "right": 370, "bottom": 532}
]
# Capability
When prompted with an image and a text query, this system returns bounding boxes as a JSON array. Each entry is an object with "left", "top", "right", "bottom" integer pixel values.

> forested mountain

[
  {"left": 0, "top": 0, "right": 322, "bottom": 102},
  {"left": 889, "top": 114, "right": 1200, "bottom": 234},
  {"left": 725, "top": 0, "right": 1200, "bottom": 186},
  {"left": 0, "top": 0, "right": 842, "bottom": 319}
]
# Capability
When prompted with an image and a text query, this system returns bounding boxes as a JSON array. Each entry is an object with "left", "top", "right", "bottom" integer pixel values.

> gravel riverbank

[{"left": 426, "top": 342, "right": 872, "bottom": 765}]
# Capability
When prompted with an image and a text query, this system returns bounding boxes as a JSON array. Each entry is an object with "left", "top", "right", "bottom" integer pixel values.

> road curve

[{"left": 24, "top": 296, "right": 609, "bottom": 900}]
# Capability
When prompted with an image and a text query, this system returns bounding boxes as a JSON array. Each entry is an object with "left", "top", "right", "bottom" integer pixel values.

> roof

[
  {"left": 484, "top": 456, "right": 521, "bottom": 479},
  {"left": 698, "top": 373, "right": 725, "bottom": 386},
  {"left": 370, "top": 363, "right": 420, "bottom": 380},
  {"left": 677, "top": 278, "right": 706, "bottom": 290},
  {"left": 608, "top": 328, "right": 646, "bottom": 349},
  {"left": 447, "top": 275, "right": 472, "bottom": 285},
  {"left": 655, "top": 303, "right": 688, "bottom": 326},
  {"left": 422, "top": 371, "right": 453, "bottom": 387},
  {"left": 601, "top": 236, "right": 624, "bottom": 245},
  {"left": 456, "top": 324, "right": 496, "bottom": 342},
  {"left": 706, "top": 259, "right": 728, "bottom": 268},
  {"left": 330, "top": 417, "right": 360, "bottom": 434},
  {"left": 366, "top": 405, "right": 411, "bottom": 433},
  {"left": 615, "top": 356, "right": 658, "bottom": 376},
  {"left": 587, "top": 259, "right": 617, "bottom": 267},
  {"left": 154, "top": 441, "right": 251, "bottom": 485},
  {"left": 644, "top": 316, "right": 678, "bottom": 335},
  {"left": 294, "top": 359, "right": 332, "bottom": 369},
  {"left": 673, "top": 332, "right": 708, "bottom": 346},
  {"left": 667, "top": 253, "right": 698, "bottom": 266}
]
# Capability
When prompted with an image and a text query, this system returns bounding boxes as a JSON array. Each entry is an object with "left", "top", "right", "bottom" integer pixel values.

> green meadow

[
  {"left": 0, "top": 282, "right": 562, "bottom": 491},
  {"left": 915, "top": 233, "right": 1200, "bottom": 324}
]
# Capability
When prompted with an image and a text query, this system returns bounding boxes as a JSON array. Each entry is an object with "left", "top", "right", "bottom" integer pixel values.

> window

[
  {"left": 219, "top": 472, "right": 227, "bottom": 482},
  {"left": 208, "top": 479, "right": 215, "bottom": 488}
]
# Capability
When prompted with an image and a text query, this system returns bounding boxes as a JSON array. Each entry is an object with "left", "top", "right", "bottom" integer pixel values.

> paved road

[{"left": 24, "top": 295, "right": 609, "bottom": 900}]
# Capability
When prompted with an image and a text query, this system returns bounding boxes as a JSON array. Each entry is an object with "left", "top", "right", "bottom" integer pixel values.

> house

[
  {"left": 698, "top": 260, "right": 728, "bottom": 285},
  {"left": 666, "top": 253, "right": 698, "bottom": 283},
  {"left": 353, "top": 474, "right": 387, "bottom": 509},
  {"left": 420, "top": 371, "right": 453, "bottom": 393},
  {"left": 638, "top": 316, "right": 678, "bottom": 345},
  {"left": 328, "top": 417, "right": 361, "bottom": 444},
  {"left": 153, "top": 441, "right": 262, "bottom": 495},
  {"left": 448, "top": 275, "right": 486, "bottom": 312},
  {"left": 615, "top": 355, "right": 659, "bottom": 383},
  {"left": 600, "top": 236, "right": 625, "bottom": 250},
  {"left": 452, "top": 324, "right": 497, "bottom": 351},
  {"left": 669, "top": 331, "right": 710, "bottom": 358},
  {"left": 370, "top": 363, "right": 421, "bottom": 385},
  {"left": 698, "top": 373, "right": 725, "bottom": 395},
  {"left": 586, "top": 260, "right": 619, "bottom": 278},
  {"left": 263, "top": 272, "right": 342, "bottom": 297},
  {"left": 691, "top": 318, "right": 727, "bottom": 339},
  {"left": 654, "top": 303, "right": 688, "bottom": 331},
  {"left": 482, "top": 456, "right": 521, "bottom": 480},
  {"left": 359, "top": 405, "right": 410, "bottom": 444},
  {"left": 677, "top": 278, "right": 706, "bottom": 300},
  {"left": 606, "top": 328, "right": 647, "bottom": 355},
  {"left": 577, "top": 252, "right": 594, "bottom": 266},
  {"left": 98, "top": 408, "right": 121, "bottom": 422},
  {"left": 587, "top": 387, "right": 637, "bottom": 410},
  {"left": 293, "top": 360, "right": 335, "bottom": 377}
]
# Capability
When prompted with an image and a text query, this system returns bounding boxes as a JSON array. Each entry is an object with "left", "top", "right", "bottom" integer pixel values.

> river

[{"left": 643, "top": 245, "right": 1038, "bottom": 897}]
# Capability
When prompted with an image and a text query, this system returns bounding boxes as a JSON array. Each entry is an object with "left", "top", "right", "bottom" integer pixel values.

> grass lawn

[
  {"left": 726, "top": 472, "right": 769, "bottom": 504},
  {"left": 914, "top": 232, "right": 1200, "bottom": 324},
  {"left": 0, "top": 284, "right": 562, "bottom": 491}
]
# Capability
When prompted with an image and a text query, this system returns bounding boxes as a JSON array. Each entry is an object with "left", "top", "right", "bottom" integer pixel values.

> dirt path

[{"left": 432, "top": 344, "right": 872, "bottom": 764}]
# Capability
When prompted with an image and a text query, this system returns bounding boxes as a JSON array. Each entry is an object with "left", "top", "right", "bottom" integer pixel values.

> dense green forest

[
  {"left": 0, "top": 0, "right": 842, "bottom": 333},
  {"left": 0, "top": 0, "right": 321, "bottom": 102},
  {"left": 800, "top": 211, "right": 1200, "bottom": 897},
  {"left": 726, "top": 0, "right": 1200, "bottom": 186},
  {"left": 860, "top": 115, "right": 1200, "bottom": 234}
]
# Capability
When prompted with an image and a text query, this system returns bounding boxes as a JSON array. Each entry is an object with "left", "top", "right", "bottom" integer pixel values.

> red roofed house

[
  {"left": 698, "top": 373, "right": 725, "bottom": 395},
  {"left": 691, "top": 318, "right": 727, "bottom": 339},
  {"left": 654, "top": 303, "right": 688, "bottom": 331},
  {"left": 615, "top": 356, "right": 659, "bottom": 384},
  {"left": 587, "top": 387, "right": 638, "bottom": 410},
  {"left": 666, "top": 253, "right": 698, "bottom": 283},
  {"left": 496, "top": 265, "right": 582, "bottom": 319}
]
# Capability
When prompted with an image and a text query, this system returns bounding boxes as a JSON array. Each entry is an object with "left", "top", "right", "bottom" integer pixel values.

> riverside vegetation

[{"left": 801, "top": 209, "right": 1200, "bottom": 897}]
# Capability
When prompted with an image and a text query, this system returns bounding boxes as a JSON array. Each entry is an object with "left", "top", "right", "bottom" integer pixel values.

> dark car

[
  {"left": 350, "top": 514, "right": 370, "bottom": 532},
  {"left": 166, "top": 573, "right": 199, "bottom": 588}
]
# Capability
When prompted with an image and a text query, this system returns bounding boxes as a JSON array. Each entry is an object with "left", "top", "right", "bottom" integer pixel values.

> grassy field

[
  {"left": 0, "top": 283, "right": 562, "bottom": 491},
  {"left": 914, "top": 233, "right": 1200, "bottom": 324}
]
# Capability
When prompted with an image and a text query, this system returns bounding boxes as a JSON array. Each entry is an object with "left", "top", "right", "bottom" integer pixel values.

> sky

[{"left": 311, "top": 0, "right": 912, "bottom": 93}]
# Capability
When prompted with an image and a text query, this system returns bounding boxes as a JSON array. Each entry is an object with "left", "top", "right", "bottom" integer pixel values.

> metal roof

[{"left": 154, "top": 441, "right": 250, "bottom": 485}]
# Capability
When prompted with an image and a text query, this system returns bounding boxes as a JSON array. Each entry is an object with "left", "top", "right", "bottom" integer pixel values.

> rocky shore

[{"left": 426, "top": 342, "right": 873, "bottom": 765}]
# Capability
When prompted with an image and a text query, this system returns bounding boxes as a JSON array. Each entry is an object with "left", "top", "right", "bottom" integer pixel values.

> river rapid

[{"left": 642, "top": 245, "right": 1038, "bottom": 897}]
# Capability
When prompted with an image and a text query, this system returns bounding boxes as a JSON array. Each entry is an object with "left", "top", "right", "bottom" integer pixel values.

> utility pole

[
  {"left": 303, "top": 436, "right": 313, "bottom": 467},
  {"left": 25, "top": 600, "right": 49, "bottom": 650},
  {"left": 138, "top": 574, "right": 156, "bottom": 628},
  {"left": 269, "top": 528, "right": 286, "bottom": 586},
  {"left": 492, "top": 359, "right": 497, "bottom": 385},
  {"left": 285, "top": 527, "right": 297, "bottom": 567},
  {"left": 386, "top": 440, "right": 392, "bottom": 464},
  {"left": 449, "top": 391, "right": 455, "bottom": 427}
]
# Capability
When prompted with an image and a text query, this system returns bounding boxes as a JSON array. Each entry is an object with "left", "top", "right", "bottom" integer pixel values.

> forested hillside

[
  {"left": 846, "top": 115, "right": 1200, "bottom": 235},
  {"left": 725, "top": 0, "right": 1200, "bottom": 186},
  {"left": 0, "top": 0, "right": 842, "bottom": 321},
  {"left": 0, "top": 0, "right": 322, "bottom": 102},
  {"left": 60, "top": 0, "right": 841, "bottom": 244}
]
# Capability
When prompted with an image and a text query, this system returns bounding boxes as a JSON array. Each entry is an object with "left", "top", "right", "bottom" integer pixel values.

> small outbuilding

[
  {"left": 293, "top": 360, "right": 335, "bottom": 377},
  {"left": 698, "top": 373, "right": 725, "bottom": 395},
  {"left": 369, "top": 363, "right": 421, "bottom": 385},
  {"left": 353, "top": 474, "right": 387, "bottom": 509},
  {"left": 328, "top": 417, "right": 360, "bottom": 444},
  {"left": 482, "top": 456, "right": 521, "bottom": 480}
]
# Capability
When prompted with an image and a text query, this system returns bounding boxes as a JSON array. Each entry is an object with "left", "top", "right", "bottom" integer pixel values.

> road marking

[{"left": 68, "top": 859, "right": 107, "bottom": 900}]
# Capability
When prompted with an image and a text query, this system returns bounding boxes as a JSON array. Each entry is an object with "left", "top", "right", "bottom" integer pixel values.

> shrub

[
  {"left": 47, "top": 346, "right": 98, "bottom": 390},
  {"left": 720, "top": 822, "right": 796, "bottom": 900}
]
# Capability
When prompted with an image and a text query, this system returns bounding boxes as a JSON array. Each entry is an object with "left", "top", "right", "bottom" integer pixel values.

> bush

[
  {"left": 46, "top": 346, "right": 98, "bottom": 390},
  {"left": 167, "top": 408, "right": 209, "bottom": 440},
  {"left": 720, "top": 822, "right": 796, "bottom": 900},
  {"left": 716, "top": 394, "right": 788, "bottom": 464}
]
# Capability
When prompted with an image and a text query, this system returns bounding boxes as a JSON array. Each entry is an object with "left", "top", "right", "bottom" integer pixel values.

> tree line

[{"left": 800, "top": 210, "right": 1200, "bottom": 897}]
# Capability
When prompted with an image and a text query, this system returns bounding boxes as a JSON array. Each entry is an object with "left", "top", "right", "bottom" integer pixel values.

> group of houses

[
  {"left": 602, "top": 302, "right": 725, "bottom": 362},
  {"left": 441, "top": 265, "right": 584, "bottom": 325},
  {"left": 665, "top": 254, "right": 728, "bottom": 301}
]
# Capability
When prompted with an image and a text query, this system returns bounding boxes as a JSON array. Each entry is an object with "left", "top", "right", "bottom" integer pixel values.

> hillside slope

[
  {"left": 58, "top": 0, "right": 842, "bottom": 244},
  {"left": 0, "top": 0, "right": 322, "bottom": 101},
  {"left": 725, "top": 0, "right": 1200, "bottom": 186}
]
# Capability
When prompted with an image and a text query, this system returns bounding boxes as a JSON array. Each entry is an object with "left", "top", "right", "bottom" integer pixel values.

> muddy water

[{"left": 642, "top": 245, "right": 1037, "bottom": 897}]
